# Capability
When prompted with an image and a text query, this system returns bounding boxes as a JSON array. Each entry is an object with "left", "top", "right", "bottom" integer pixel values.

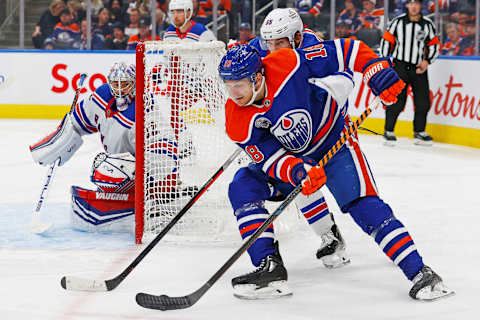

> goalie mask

[
  {"left": 107, "top": 62, "right": 136, "bottom": 111},
  {"left": 261, "top": 8, "right": 304, "bottom": 49}
]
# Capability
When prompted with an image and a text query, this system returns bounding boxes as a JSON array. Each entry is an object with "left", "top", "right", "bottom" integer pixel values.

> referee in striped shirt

[{"left": 379, "top": 0, "right": 440, "bottom": 145}]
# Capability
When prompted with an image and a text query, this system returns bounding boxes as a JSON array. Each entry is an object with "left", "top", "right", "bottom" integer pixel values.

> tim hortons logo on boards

[
  {"left": 354, "top": 75, "right": 480, "bottom": 122},
  {"left": 51, "top": 63, "right": 107, "bottom": 94},
  {"left": 95, "top": 192, "right": 129, "bottom": 201}
]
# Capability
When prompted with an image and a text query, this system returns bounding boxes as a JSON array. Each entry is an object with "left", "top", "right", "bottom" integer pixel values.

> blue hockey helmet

[{"left": 219, "top": 45, "right": 263, "bottom": 83}]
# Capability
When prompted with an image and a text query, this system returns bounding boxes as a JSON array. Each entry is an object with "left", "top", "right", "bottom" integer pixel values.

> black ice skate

[
  {"left": 316, "top": 224, "right": 351, "bottom": 269},
  {"left": 232, "top": 241, "right": 292, "bottom": 300},
  {"left": 383, "top": 131, "right": 397, "bottom": 146},
  {"left": 414, "top": 132, "right": 433, "bottom": 146},
  {"left": 409, "top": 266, "right": 454, "bottom": 301}
]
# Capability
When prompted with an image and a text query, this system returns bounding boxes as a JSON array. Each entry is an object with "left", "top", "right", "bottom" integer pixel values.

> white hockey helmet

[
  {"left": 107, "top": 62, "right": 136, "bottom": 99},
  {"left": 261, "top": 8, "right": 304, "bottom": 48},
  {"left": 169, "top": 0, "right": 193, "bottom": 28}
]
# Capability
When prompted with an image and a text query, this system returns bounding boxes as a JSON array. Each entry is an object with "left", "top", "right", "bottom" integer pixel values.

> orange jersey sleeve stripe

[
  {"left": 382, "top": 30, "right": 395, "bottom": 45},
  {"left": 427, "top": 36, "right": 440, "bottom": 46},
  {"left": 353, "top": 41, "right": 379, "bottom": 73}
]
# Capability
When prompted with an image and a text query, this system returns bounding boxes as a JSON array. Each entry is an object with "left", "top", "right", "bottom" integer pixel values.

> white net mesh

[{"left": 140, "top": 40, "right": 300, "bottom": 243}]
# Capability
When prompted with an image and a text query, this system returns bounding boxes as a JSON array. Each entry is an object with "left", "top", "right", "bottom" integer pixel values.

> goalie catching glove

[
  {"left": 289, "top": 157, "right": 327, "bottom": 196},
  {"left": 362, "top": 58, "right": 405, "bottom": 105}
]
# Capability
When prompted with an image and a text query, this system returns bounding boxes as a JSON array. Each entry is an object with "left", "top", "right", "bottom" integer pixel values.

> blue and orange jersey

[
  {"left": 126, "top": 33, "right": 161, "bottom": 50},
  {"left": 359, "top": 8, "right": 384, "bottom": 29},
  {"left": 225, "top": 39, "right": 376, "bottom": 183},
  {"left": 43, "top": 22, "right": 80, "bottom": 49}
]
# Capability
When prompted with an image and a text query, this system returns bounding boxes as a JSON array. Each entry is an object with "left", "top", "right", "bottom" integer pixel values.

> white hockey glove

[
  {"left": 308, "top": 71, "right": 355, "bottom": 108},
  {"left": 29, "top": 114, "right": 83, "bottom": 166}
]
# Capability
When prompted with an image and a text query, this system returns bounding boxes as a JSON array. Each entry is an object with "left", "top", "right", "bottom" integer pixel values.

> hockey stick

[
  {"left": 60, "top": 147, "right": 243, "bottom": 292},
  {"left": 135, "top": 97, "right": 381, "bottom": 311},
  {"left": 29, "top": 74, "right": 87, "bottom": 234}
]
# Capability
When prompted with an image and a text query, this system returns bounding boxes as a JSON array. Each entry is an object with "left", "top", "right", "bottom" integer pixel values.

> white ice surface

[{"left": 0, "top": 119, "right": 478, "bottom": 320}]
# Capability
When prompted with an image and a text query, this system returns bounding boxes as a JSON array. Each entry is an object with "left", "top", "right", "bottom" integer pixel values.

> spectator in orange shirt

[
  {"left": 359, "top": 0, "right": 384, "bottom": 30},
  {"left": 441, "top": 22, "right": 473, "bottom": 56},
  {"left": 44, "top": 9, "right": 80, "bottom": 49},
  {"left": 124, "top": 8, "right": 141, "bottom": 37},
  {"left": 126, "top": 17, "right": 161, "bottom": 50}
]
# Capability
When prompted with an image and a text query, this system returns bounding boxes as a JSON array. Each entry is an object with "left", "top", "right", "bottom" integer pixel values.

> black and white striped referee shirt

[{"left": 380, "top": 13, "right": 440, "bottom": 65}]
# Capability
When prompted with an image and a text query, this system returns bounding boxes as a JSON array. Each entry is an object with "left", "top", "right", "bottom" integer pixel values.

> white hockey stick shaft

[
  {"left": 29, "top": 158, "right": 59, "bottom": 233},
  {"left": 29, "top": 74, "right": 87, "bottom": 234}
]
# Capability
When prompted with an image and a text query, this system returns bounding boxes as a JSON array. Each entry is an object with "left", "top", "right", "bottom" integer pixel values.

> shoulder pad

[
  {"left": 263, "top": 49, "right": 300, "bottom": 97},
  {"left": 225, "top": 99, "right": 270, "bottom": 144}
]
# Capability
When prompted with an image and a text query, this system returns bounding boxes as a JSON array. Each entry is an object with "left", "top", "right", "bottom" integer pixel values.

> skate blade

[
  {"left": 233, "top": 280, "right": 293, "bottom": 300},
  {"left": 415, "top": 283, "right": 455, "bottom": 301},
  {"left": 321, "top": 249, "right": 351, "bottom": 269},
  {"left": 383, "top": 140, "right": 397, "bottom": 147},
  {"left": 414, "top": 139, "right": 433, "bottom": 146},
  {"left": 323, "top": 257, "right": 351, "bottom": 269}
]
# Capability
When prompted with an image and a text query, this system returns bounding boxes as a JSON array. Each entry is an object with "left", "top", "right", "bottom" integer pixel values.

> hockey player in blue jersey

[
  {"left": 163, "top": 0, "right": 216, "bottom": 41},
  {"left": 250, "top": 7, "right": 351, "bottom": 270},
  {"left": 218, "top": 45, "right": 453, "bottom": 301},
  {"left": 30, "top": 62, "right": 178, "bottom": 231}
]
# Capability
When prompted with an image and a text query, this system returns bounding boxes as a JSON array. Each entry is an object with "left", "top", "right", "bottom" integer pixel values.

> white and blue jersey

[
  {"left": 72, "top": 84, "right": 136, "bottom": 155},
  {"left": 163, "top": 21, "right": 216, "bottom": 42}
]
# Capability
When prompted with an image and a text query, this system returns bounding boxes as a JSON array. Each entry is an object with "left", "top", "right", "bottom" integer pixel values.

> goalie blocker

[{"left": 71, "top": 153, "right": 136, "bottom": 232}]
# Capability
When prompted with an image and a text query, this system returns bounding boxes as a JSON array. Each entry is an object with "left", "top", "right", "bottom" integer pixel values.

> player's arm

[
  {"left": 299, "top": 39, "right": 405, "bottom": 105},
  {"left": 234, "top": 124, "right": 325, "bottom": 196},
  {"left": 30, "top": 93, "right": 99, "bottom": 167}
]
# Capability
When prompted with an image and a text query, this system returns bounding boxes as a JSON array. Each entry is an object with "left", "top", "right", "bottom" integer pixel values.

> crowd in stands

[{"left": 31, "top": 0, "right": 478, "bottom": 56}]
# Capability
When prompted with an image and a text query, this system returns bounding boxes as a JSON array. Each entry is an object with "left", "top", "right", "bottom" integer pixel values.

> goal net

[{"left": 135, "top": 40, "right": 300, "bottom": 244}]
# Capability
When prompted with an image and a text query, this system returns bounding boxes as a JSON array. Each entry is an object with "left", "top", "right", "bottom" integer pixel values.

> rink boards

[{"left": 0, "top": 50, "right": 478, "bottom": 148}]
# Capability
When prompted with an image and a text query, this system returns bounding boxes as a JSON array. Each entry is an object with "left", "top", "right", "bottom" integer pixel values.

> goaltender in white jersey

[
  {"left": 29, "top": 62, "right": 177, "bottom": 231},
  {"left": 163, "top": 0, "right": 216, "bottom": 41}
]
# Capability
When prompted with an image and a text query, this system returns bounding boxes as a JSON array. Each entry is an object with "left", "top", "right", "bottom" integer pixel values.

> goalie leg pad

[
  {"left": 30, "top": 114, "right": 83, "bottom": 166},
  {"left": 91, "top": 152, "right": 135, "bottom": 193},
  {"left": 71, "top": 186, "right": 134, "bottom": 232}
]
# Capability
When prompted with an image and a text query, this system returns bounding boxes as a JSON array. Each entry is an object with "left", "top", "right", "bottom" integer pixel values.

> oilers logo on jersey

[{"left": 271, "top": 109, "right": 312, "bottom": 152}]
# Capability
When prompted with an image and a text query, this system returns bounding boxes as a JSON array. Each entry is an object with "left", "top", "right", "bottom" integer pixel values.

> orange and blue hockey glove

[
  {"left": 290, "top": 157, "right": 327, "bottom": 196},
  {"left": 362, "top": 58, "right": 405, "bottom": 105}
]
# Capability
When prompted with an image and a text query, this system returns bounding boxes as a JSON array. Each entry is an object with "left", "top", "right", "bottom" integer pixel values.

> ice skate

[
  {"left": 232, "top": 241, "right": 292, "bottom": 300},
  {"left": 383, "top": 131, "right": 397, "bottom": 146},
  {"left": 316, "top": 224, "right": 351, "bottom": 269},
  {"left": 413, "top": 132, "right": 433, "bottom": 146},
  {"left": 409, "top": 266, "right": 454, "bottom": 301}
]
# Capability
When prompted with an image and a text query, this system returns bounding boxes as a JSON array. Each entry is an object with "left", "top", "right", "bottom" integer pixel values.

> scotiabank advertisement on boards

[
  {"left": 0, "top": 51, "right": 479, "bottom": 132},
  {"left": 0, "top": 51, "right": 134, "bottom": 106}
]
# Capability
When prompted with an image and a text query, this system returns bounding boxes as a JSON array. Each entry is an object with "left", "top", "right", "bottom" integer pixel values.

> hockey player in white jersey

[
  {"left": 252, "top": 8, "right": 351, "bottom": 269},
  {"left": 30, "top": 62, "right": 178, "bottom": 231},
  {"left": 163, "top": 0, "right": 216, "bottom": 41}
]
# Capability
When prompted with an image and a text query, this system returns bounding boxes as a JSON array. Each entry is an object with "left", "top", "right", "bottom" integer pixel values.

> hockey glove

[
  {"left": 362, "top": 58, "right": 405, "bottom": 105},
  {"left": 290, "top": 157, "right": 327, "bottom": 196}
]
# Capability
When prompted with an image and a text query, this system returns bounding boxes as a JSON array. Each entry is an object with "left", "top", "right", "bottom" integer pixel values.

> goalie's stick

[
  {"left": 29, "top": 74, "right": 87, "bottom": 234},
  {"left": 135, "top": 97, "right": 381, "bottom": 311},
  {"left": 60, "top": 147, "right": 243, "bottom": 292}
]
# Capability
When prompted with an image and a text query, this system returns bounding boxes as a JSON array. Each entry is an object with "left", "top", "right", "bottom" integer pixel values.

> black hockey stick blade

[
  {"left": 136, "top": 285, "right": 208, "bottom": 310},
  {"left": 60, "top": 148, "right": 242, "bottom": 292}
]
